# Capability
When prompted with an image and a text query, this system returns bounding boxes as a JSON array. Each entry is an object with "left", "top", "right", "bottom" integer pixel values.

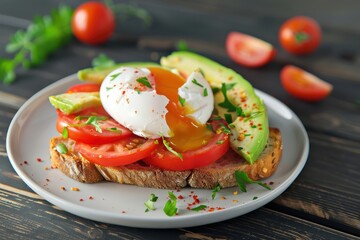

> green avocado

[
  {"left": 161, "top": 51, "right": 269, "bottom": 164},
  {"left": 78, "top": 62, "right": 159, "bottom": 84},
  {"left": 49, "top": 92, "right": 101, "bottom": 114}
]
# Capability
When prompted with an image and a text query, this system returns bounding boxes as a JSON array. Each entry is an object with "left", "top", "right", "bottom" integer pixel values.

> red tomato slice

[
  {"left": 67, "top": 83, "right": 101, "bottom": 93},
  {"left": 57, "top": 106, "right": 132, "bottom": 144},
  {"left": 226, "top": 32, "right": 276, "bottom": 68},
  {"left": 75, "top": 136, "right": 158, "bottom": 166},
  {"left": 280, "top": 65, "right": 333, "bottom": 102},
  {"left": 144, "top": 119, "right": 230, "bottom": 171}
]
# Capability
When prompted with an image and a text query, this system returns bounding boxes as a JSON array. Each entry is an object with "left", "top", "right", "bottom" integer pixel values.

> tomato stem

[{"left": 294, "top": 32, "right": 309, "bottom": 44}]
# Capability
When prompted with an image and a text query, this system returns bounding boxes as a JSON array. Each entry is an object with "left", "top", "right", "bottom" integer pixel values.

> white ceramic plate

[{"left": 7, "top": 74, "right": 309, "bottom": 228}]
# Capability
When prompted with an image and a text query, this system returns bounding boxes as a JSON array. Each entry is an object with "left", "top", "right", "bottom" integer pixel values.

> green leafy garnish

[
  {"left": 107, "top": 127, "right": 122, "bottom": 133},
  {"left": 224, "top": 113, "right": 233, "bottom": 124},
  {"left": 144, "top": 193, "right": 158, "bottom": 212},
  {"left": 191, "top": 205, "right": 207, "bottom": 211},
  {"left": 210, "top": 116, "right": 222, "bottom": 121},
  {"left": 162, "top": 137, "right": 183, "bottom": 160},
  {"left": 62, "top": 126, "right": 68, "bottom": 139},
  {"left": 212, "top": 183, "right": 221, "bottom": 200},
  {"left": 178, "top": 95, "right": 186, "bottom": 107},
  {"left": 136, "top": 76, "right": 152, "bottom": 88},
  {"left": 236, "top": 107, "right": 246, "bottom": 117},
  {"left": 191, "top": 79, "right": 204, "bottom": 88},
  {"left": 218, "top": 83, "right": 237, "bottom": 112},
  {"left": 163, "top": 191, "right": 178, "bottom": 216},
  {"left": 216, "top": 140, "right": 224, "bottom": 144},
  {"left": 235, "top": 170, "right": 271, "bottom": 192},
  {"left": 203, "top": 88, "right": 208, "bottom": 97},
  {"left": 74, "top": 115, "right": 108, "bottom": 133},
  {"left": 176, "top": 40, "right": 188, "bottom": 51},
  {"left": 244, "top": 111, "right": 262, "bottom": 122},
  {"left": 0, "top": 5, "right": 73, "bottom": 84},
  {"left": 91, "top": 53, "right": 116, "bottom": 68},
  {"left": 109, "top": 72, "right": 121, "bottom": 81},
  {"left": 294, "top": 32, "right": 309, "bottom": 44},
  {"left": 219, "top": 123, "right": 231, "bottom": 134},
  {"left": 56, "top": 143, "right": 68, "bottom": 154}
]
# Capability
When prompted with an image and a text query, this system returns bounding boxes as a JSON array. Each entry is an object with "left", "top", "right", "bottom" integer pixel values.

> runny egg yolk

[{"left": 149, "top": 67, "right": 213, "bottom": 152}]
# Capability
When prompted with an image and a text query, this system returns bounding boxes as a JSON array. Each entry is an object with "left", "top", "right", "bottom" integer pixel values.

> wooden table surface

[{"left": 1, "top": 0, "right": 359, "bottom": 239}]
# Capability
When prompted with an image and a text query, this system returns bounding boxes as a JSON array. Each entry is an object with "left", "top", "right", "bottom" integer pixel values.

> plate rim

[{"left": 6, "top": 74, "right": 309, "bottom": 228}]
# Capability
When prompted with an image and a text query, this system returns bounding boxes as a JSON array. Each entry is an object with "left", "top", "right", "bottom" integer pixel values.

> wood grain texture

[{"left": 0, "top": 0, "right": 359, "bottom": 239}]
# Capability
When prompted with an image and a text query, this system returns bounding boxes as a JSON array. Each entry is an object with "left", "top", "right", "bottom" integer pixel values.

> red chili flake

[
  {"left": 178, "top": 195, "right": 184, "bottom": 200},
  {"left": 176, "top": 189, "right": 180, "bottom": 192},
  {"left": 121, "top": 211, "right": 126, "bottom": 214},
  {"left": 46, "top": 178, "right": 50, "bottom": 182},
  {"left": 24, "top": 161, "right": 28, "bottom": 164},
  {"left": 216, "top": 207, "right": 225, "bottom": 210},
  {"left": 122, "top": 90, "right": 126, "bottom": 95},
  {"left": 190, "top": 191, "right": 194, "bottom": 194},
  {"left": 269, "top": 182, "right": 274, "bottom": 185},
  {"left": 36, "top": 158, "right": 42, "bottom": 162},
  {"left": 89, "top": 196, "right": 94, "bottom": 200},
  {"left": 186, "top": 206, "right": 191, "bottom": 210},
  {"left": 80, "top": 198, "right": 84, "bottom": 202},
  {"left": 20, "top": 163, "right": 23, "bottom": 166},
  {"left": 134, "top": 70, "right": 139, "bottom": 73},
  {"left": 60, "top": 186, "right": 66, "bottom": 191},
  {"left": 208, "top": 207, "right": 215, "bottom": 212}
]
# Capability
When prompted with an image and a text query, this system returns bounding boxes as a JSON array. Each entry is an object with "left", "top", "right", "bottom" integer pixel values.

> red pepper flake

[
  {"left": 46, "top": 178, "right": 50, "bottom": 182},
  {"left": 178, "top": 195, "right": 184, "bottom": 200},
  {"left": 36, "top": 158, "right": 42, "bottom": 162},
  {"left": 89, "top": 196, "right": 94, "bottom": 200},
  {"left": 80, "top": 198, "right": 84, "bottom": 202},
  {"left": 20, "top": 163, "right": 23, "bottom": 166},
  {"left": 24, "top": 161, "right": 28, "bottom": 164},
  {"left": 269, "top": 181, "right": 274, "bottom": 185},
  {"left": 134, "top": 70, "right": 139, "bottom": 73},
  {"left": 121, "top": 211, "right": 126, "bottom": 214}
]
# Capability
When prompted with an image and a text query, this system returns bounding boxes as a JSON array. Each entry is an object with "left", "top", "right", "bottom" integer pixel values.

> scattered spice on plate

[{"left": 71, "top": 187, "right": 80, "bottom": 191}]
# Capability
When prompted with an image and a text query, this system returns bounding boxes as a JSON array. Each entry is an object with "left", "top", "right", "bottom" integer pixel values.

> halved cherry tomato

[
  {"left": 67, "top": 83, "right": 101, "bottom": 93},
  {"left": 72, "top": 2, "right": 115, "bottom": 45},
  {"left": 144, "top": 118, "right": 230, "bottom": 171},
  {"left": 279, "top": 16, "right": 321, "bottom": 55},
  {"left": 280, "top": 65, "right": 333, "bottom": 102},
  {"left": 226, "top": 32, "right": 276, "bottom": 68},
  {"left": 75, "top": 136, "right": 158, "bottom": 166},
  {"left": 57, "top": 106, "right": 132, "bottom": 144}
]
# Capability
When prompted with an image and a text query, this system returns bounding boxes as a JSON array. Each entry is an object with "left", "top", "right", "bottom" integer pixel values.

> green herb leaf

[
  {"left": 109, "top": 72, "right": 121, "bottom": 81},
  {"left": 192, "top": 79, "right": 204, "bottom": 88},
  {"left": 176, "top": 40, "right": 188, "bottom": 51},
  {"left": 85, "top": 116, "right": 108, "bottom": 133},
  {"left": 191, "top": 205, "right": 207, "bottom": 211},
  {"left": 144, "top": 193, "right": 158, "bottom": 212},
  {"left": 107, "top": 127, "right": 122, "bottom": 133},
  {"left": 224, "top": 113, "right": 233, "bottom": 124},
  {"left": 235, "top": 170, "right": 271, "bottom": 192},
  {"left": 56, "top": 143, "right": 68, "bottom": 154},
  {"left": 91, "top": 53, "right": 116, "bottom": 68},
  {"left": 236, "top": 107, "right": 246, "bottom": 117},
  {"left": 136, "top": 76, "right": 152, "bottom": 88},
  {"left": 212, "top": 87, "right": 220, "bottom": 94},
  {"left": 212, "top": 183, "right": 221, "bottom": 200},
  {"left": 162, "top": 137, "right": 183, "bottom": 160},
  {"left": 163, "top": 191, "right": 178, "bottom": 216},
  {"left": 219, "top": 123, "right": 231, "bottom": 134},
  {"left": 178, "top": 95, "right": 186, "bottom": 107},
  {"left": 218, "top": 83, "right": 237, "bottom": 112},
  {"left": 216, "top": 140, "right": 224, "bottom": 144},
  {"left": 62, "top": 126, "right": 69, "bottom": 138},
  {"left": 203, "top": 88, "right": 208, "bottom": 97}
]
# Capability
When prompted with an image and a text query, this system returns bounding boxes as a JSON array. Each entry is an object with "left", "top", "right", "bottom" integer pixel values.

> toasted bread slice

[{"left": 49, "top": 128, "right": 282, "bottom": 189}]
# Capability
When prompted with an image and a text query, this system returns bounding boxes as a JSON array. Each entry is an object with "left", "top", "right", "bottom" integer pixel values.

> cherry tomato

[
  {"left": 72, "top": 2, "right": 115, "bottom": 45},
  {"left": 279, "top": 16, "right": 322, "bottom": 55},
  {"left": 75, "top": 136, "right": 158, "bottom": 166},
  {"left": 144, "top": 118, "right": 230, "bottom": 171},
  {"left": 280, "top": 65, "right": 333, "bottom": 102},
  {"left": 57, "top": 106, "right": 132, "bottom": 144},
  {"left": 226, "top": 32, "right": 276, "bottom": 68},
  {"left": 67, "top": 83, "right": 101, "bottom": 93}
]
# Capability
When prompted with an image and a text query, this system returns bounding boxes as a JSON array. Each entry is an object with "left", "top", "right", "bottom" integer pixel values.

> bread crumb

[
  {"left": 71, "top": 187, "right": 80, "bottom": 191},
  {"left": 60, "top": 186, "right": 66, "bottom": 191}
]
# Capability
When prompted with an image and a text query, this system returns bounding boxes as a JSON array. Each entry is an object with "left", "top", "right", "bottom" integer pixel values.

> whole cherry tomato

[
  {"left": 72, "top": 1, "right": 115, "bottom": 45},
  {"left": 279, "top": 16, "right": 322, "bottom": 55}
]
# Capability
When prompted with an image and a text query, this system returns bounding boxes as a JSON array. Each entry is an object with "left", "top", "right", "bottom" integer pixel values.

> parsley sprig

[
  {"left": 162, "top": 136, "right": 183, "bottom": 160},
  {"left": 0, "top": 5, "right": 73, "bottom": 84},
  {"left": 144, "top": 193, "right": 158, "bottom": 212},
  {"left": 74, "top": 115, "right": 108, "bottom": 133},
  {"left": 218, "top": 83, "right": 237, "bottom": 112},
  {"left": 163, "top": 192, "right": 178, "bottom": 216},
  {"left": 235, "top": 170, "right": 271, "bottom": 192}
]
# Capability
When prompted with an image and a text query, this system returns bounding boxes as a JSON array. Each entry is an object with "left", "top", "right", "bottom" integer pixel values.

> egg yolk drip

[{"left": 149, "top": 67, "right": 213, "bottom": 152}]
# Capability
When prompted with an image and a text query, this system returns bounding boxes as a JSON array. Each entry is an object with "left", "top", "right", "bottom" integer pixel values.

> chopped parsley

[
  {"left": 212, "top": 183, "right": 221, "bottom": 200},
  {"left": 216, "top": 140, "right": 225, "bottom": 144},
  {"left": 74, "top": 115, "right": 108, "bottom": 133},
  {"left": 235, "top": 170, "right": 271, "bottom": 192},
  {"left": 218, "top": 83, "right": 237, "bottom": 112},
  {"left": 178, "top": 95, "right": 186, "bottom": 107},
  {"left": 191, "top": 79, "right": 204, "bottom": 88},
  {"left": 224, "top": 113, "right": 233, "bottom": 124},
  {"left": 107, "top": 127, "right": 122, "bottom": 133},
  {"left": 203, "top": 88, "right": 208, "bottom": 97},
  {"left": 163, "top": 192, "right": 178, "bottom": 216},
  {"left": 56, "top": 143, "right": 68, "bottom": 154},
  {"left": 136, "top": 76, "right": 152, "bottom": 88},
  {"left": 162, "top": 137, "right": 183, "bottom": 160},
  {"left": 191, "top": 205, "right": 207, "bottom": 211},
  {"left": 62, "top": 126, "right": 68, "bottom": 139},
  {"left": 236, "top": 107, "right": 246, "bottom": 117},
  {"left": 109, "top": 72, "right": 121, "bottom": 81},
  {"left": 144, "top": 193, "right": 158, "bottom": 212},
  {"left": 219, "top": 123, "right": 231, "bottom": 134}
]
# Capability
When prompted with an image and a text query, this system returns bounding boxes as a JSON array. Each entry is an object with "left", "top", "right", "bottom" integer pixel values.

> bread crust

[{"left": 49, "top": 128, "right": 282, "bottom": 189}]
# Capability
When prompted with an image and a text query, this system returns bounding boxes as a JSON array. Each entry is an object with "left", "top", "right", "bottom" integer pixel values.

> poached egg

[{"left": 100, "top": 67, "right": 214, "bottom": 152}]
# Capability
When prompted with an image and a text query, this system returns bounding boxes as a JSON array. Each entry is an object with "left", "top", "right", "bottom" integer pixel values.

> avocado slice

[
  {"left": 161, "top": 51, "right": 269, "bottom": 164},
  {"left": 78, "top": 62, "right": 159, "bottom": 84},
  {"left": 49, "top": 92, "right": 101, "bottom": 114}
]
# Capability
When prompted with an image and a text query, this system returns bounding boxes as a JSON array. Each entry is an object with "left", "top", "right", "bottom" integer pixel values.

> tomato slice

[
  {"left": 144, "top": 119, "right": 230, "bottom": 171},
  {"left": 57, "top": 106, "right": 132, "bottom": 144},
  {"left": 67, "top": 83, "right": 101, "bottom": 93},
  {"left": 75, "top": 136, "right": 158, "bottom": 166},
  {"left": 280, "top": 65, "right": 333, "bottom": 102},
  {"left": 226, "top": 32, "right": 276, "bottom": 68}
]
